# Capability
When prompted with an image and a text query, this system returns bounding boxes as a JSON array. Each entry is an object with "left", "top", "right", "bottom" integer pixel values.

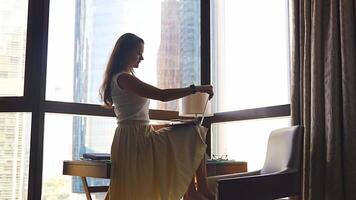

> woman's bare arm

[{"left": 117, "top": 73, "right": 212, "bottom": 102}]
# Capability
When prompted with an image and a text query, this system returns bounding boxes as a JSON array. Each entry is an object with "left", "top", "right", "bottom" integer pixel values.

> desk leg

[{"left": 81, "top": 177, "right": 92, "bottom": 200}]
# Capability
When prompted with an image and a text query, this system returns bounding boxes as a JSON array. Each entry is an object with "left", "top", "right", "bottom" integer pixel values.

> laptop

[{"left": 169, "top": 97, "right": 210, "bottom": 126}]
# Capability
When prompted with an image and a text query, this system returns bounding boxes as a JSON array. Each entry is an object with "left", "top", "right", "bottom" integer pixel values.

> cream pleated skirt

[{"left": 109, "top": 122, "right": 207, "bottom": 200}]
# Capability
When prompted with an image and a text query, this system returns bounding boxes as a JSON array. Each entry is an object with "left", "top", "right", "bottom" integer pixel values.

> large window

[
  {"left": 210, "top": 0, "right": 290, "bottom": 171},
  {"left": 46, "top": 0, "right": 201, "bottom": 111},
  {"left": 211, "top": 0, "right": 290, "bottom": 112},
  {"left": 0, "top": 0, "right": 292, "bottom": 198}
]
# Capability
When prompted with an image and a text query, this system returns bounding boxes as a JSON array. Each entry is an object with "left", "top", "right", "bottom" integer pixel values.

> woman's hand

[{"left": 196, "top": 85, "right": 214, "bottom": 99}]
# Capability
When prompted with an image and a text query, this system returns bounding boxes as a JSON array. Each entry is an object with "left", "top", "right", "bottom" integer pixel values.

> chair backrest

[{"left": 261, "top": 125, "right": 303, "bottom": 174}]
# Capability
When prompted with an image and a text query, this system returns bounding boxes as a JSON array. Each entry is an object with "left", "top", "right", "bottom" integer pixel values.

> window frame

[{"left": 0, "top": 0, "right": 290, "bottom": 199}]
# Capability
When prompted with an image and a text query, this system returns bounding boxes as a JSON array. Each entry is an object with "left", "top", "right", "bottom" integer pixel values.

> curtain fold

[{"left": 290, "top": 0, "right": 356, "bottom": 199}]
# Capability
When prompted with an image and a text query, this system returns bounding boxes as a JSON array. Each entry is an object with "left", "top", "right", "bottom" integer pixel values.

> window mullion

[{"left": 24, "top": 0, "right": 50, "bottom": 199}]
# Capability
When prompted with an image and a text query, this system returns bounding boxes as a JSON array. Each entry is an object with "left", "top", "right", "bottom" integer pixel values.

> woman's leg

[{"left": 195, "top": 156, "right": 215, "bottom": 200}]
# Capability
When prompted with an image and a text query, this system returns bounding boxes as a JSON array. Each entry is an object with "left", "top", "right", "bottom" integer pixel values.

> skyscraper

[
  {"left": 157, "top": 0, "right": 181, "bottom": 110},
  {"left": 180, "top": 0, "right": 201, "bottom": 87},
  {"left": 157, "top": 0, "right": 201, "bottom": 111}
]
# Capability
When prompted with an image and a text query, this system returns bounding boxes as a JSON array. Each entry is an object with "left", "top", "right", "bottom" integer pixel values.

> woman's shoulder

[
  {"left": 113, "top": 72, "right": 135, "bottom": 90},
  {"left": 116, "top": 72, "right": 140, "bottom": 84}
]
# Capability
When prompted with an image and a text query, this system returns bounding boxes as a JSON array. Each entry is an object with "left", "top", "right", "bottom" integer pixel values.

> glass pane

[
  {"left": 211, "top": 0, "right": 290, "bottom": 111},
  {"left": 46, "top": 0, "right": 201, "bottom": 111},
  {"left": 211, "top": 117, "right": 290, "bottom": 171},
  {"left": 42, "top": 113, "right": 116, "bottom": 199},
  {"left": 0, "top": 1, "right": 28, "bottom": 96},
  {"left": 0, "top": 112, "right": 31, "bottom": 199}
]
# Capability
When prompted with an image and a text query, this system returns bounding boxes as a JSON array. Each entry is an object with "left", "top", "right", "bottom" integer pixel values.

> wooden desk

[
  {"left": 63, "top": 160, "right": 110, "bottom": 200},
  {"left": 63, "top": 159, "right": 248, "bottom": 199},
  {"left": 206, "top": 160, "right": 248, "bottom": 176}
]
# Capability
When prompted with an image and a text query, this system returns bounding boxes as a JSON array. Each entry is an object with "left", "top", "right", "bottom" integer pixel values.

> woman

[{"left": 100, "top": 33, "right": 214, "bottom": 200}]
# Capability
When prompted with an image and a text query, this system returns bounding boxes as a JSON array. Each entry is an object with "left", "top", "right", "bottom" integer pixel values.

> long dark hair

[{"left": 99, "top": 33, "right": 144, "bottom": 108}]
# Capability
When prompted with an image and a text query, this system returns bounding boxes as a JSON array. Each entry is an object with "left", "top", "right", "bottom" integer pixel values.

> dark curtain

[{"left": 290, "top": 0, "right": 356, "bottom": 199}]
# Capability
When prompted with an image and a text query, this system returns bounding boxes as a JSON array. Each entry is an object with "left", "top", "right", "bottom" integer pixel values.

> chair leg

[{"left": 81, "top": 177, "right": 92, "bottom": 200}]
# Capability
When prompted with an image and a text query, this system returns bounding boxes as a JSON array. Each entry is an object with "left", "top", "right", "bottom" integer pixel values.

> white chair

[{"left": 207, "top": 125, "right": 303, "bottom": 200}]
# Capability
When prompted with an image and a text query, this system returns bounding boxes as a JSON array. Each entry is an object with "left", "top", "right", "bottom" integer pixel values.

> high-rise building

[
  {"left": 157, "top": 0, "right": 181, "bottom": 111},
  {"left": 0, "top": 1, "right": 30, "bottom": 199},
  {"left": 180, "top": 0, "right": 201, "bottom": 87},
  {"left": 156, "top": 0, "right": 200, "bottom": 111},
  {"left": 0, "top": 113, "right": 29, "bottom": 199}
]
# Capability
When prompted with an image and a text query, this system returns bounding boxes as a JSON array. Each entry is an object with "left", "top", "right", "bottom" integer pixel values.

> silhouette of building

[
  {"left": 157, "top": 0, "right": 201, "bottom": 111},
  {"left": 180, "top": 0, "right": 201, "bottom": 87},
  {"left": 157, "top": 0, "right": 181, "bottom": 110}
]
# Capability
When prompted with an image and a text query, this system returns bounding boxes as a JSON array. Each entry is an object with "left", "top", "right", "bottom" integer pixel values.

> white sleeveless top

[{"left": 111, "top": 72, "right": 150, "bottom": 123}]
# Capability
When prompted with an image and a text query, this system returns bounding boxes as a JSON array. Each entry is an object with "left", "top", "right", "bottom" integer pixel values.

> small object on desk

[{"left": 82, "top": 153, "right": 111, "bottom": 160}]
